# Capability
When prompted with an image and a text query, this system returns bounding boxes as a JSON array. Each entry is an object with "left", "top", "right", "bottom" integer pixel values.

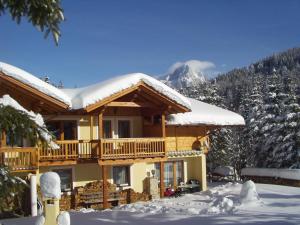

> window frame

[
  {"left": 112, "top": 165, "right": 131, "bottom": 186},
  {"left": 52, "top": 167, "right": 74, "bottom": 192}
]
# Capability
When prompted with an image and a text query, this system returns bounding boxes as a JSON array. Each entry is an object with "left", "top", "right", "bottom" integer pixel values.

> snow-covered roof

[
  {"left": 167, "top": 97, "right": 245, "bottom": 126},
  {"left": 61, "top": 73, "right": 191, "bottom": 110},
  {"left": 0, "top": 62, "right": 71, "bottom": 106},
  {"left": 0, "top": 62, "right": 245, "bottom": 127}
]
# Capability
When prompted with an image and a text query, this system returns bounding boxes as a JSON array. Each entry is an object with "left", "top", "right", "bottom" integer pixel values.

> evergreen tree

[
  {"left": 0, "top": 0, "right": 64, "bottom": 44},
  {"left": 0, "top": 166, "right": 28, "bottom": 218}
]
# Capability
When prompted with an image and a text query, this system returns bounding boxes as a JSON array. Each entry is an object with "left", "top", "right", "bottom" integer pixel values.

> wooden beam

[
  {"left": 98, "top": 157, "right": 167, "bottom": 166},
  {"left": 90, "top": 115, "right": 94, "bottom": 140},
  {"left": 173, "top": 161, "right": 177, "bottom": 188},
  {"left": 161, "top": 114, "right": 166, "bottom": 138},
  {"left": 98, "top": 112, "right": 103, "bottom": 139},
  {"left": 106, "top": 101, "right": 157, "bottom": 108},
  {"left": 160, "top": 161, "right": 165, "bottom": 198},
  {"left": 102, "top": 165, "right": 109, "bottom": 209},
  {"left": 59, "top": 121, "right": 64, "bottom": 140},
  {"left": 0, "top": 130, "right": 6, "bottom": 147}
]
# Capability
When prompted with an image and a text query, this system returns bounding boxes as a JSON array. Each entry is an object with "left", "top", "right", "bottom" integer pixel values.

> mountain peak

[{"left": 160, "top": 62, "right": 206, "bottom": 89}]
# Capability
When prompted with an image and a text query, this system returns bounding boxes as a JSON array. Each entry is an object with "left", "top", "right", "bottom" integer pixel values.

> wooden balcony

[
  {"left": 0, "top": 147, "right": 38, "bottom": 172},
  {"left": 0, "top": 138, "right": 166, "bottom": 171}
]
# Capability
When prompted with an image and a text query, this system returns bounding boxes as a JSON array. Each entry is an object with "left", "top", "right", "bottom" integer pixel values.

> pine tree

[
  {"left": 0, "top": 104, "right": 53, "bottom": 147},
  {"left": 0, "top": 166, "right": 28, "bottom": 217},
  {"left": 256, "top": 73, "right": 282, "bottom": 167},
  {"left": 272, "top": 75, "right": 300, "bottom": 167}
]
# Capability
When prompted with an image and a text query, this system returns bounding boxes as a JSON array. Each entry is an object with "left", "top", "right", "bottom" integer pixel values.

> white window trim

[{"left": 111, "top": 165, "right": 132, "bottom": 189}]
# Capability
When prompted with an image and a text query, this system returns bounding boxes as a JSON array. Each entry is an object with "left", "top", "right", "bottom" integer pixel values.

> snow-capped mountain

[{"left": 159, "top": 63, "right": 206, "bottom": 89}]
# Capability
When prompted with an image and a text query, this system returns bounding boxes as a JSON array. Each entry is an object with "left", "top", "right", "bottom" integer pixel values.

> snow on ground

[{"left": 2, "top": 182, "right": 300, "bottom": 225}]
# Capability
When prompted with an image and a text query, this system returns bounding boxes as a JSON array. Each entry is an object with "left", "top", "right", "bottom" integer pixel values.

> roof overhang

[
  {"left": 84, "top": 81, "right": 190, "bottom": 114},
  {"left": 0, "top": 72, "right": 69, "bottom": 112}
]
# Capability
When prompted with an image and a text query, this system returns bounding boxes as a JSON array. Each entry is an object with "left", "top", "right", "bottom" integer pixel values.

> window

[
  {"left": 52, "top": 168, "right": 73, "bottom": 192},
  {"left": 175, "top": 161, "right": 184, "bottom": 185},
  {"left": 118, "top": 120, "right": 131, "bottom": 138},
  {"left": 155, "top": 160, "right": 184, "bottom": 188},
  {"left": 164, "top": 162, "right": 174, "bottom": 187},
  {"left": 64, "top": 121, "right": 77, "bottom": 140},
  {"left": 103, "top": 120, "right": 112, "bottom": 138},
  {"left": 113, "top": 166, "right": 130, "bottom": 186},
  {"left": 46, "top": 121, "right": 77, "bottom": 140}
]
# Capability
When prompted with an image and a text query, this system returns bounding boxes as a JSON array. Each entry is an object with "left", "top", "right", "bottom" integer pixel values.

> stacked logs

[
  {"left": 74, "top": 180, "right": 118, "bottom": 209},
  {"left": 119, "top": 188, "right": 151, "bottom": 204},
  {"left": 59, "top": 193, "right": 73, "bottom": 211}
]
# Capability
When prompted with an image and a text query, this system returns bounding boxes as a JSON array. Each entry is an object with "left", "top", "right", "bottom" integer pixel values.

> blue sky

[{"left": 1, "top": 0, "right": 300, "bottom": 88}]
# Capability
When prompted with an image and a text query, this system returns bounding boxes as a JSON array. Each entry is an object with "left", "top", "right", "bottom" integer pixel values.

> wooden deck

[{"left": 0, "top": 138, "right": 166, "bottom": 172}]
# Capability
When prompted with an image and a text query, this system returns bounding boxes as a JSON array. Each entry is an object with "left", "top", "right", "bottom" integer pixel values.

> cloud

[{"left": 167, "top": 60, "right": 217, "bottom": 78}]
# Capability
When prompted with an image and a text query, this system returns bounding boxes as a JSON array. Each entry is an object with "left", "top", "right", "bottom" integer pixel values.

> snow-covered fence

[{"left": 241, "top": 168, "right": 300, "bottom": 187}]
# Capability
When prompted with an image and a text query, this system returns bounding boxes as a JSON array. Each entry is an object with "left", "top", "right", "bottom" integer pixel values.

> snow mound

[
  {"left": 79, "top": 208, "right": 96, "bottom": 213},
  {"left": 57, "top": 211, "right": 70, "bottom": 225},
  {"left": 117, "top": 182, "right": 239, "bottom": 216},
  {"left": 207, "top": 197, "right": 235, "bottom": 214},
  {"left": 213, "top": 166, "right": 235, "bottom": 176},
  {"left": 168, "top": 97, "right": 245, "bottom": 126},
  {"left": 240, "top": 181, "right": 259, "bottom": 204},
  {"left": 0, "top": 94, "right": 59, "bottom": 149},
  {"left": 34, "top": 215, "right": 45, "bottom": 225},
  {"left": 40, "top": 172, "right": 61, "bottom": 199},
  {"left": 241, "top": 167, "right": 300, "bottom": 180},
  {"left": 0, "top": 62, "right": 71, "bottom": 106}
]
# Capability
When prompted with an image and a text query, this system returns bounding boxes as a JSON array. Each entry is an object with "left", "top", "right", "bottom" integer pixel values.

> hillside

[{"left": 216, "top": 47, "right": 300, "bottom": 112}]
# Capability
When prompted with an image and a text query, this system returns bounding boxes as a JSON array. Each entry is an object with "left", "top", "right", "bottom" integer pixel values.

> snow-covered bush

[
  {"left": 0, "top": 95, "right": 57, "bottom": 149},
  {"left": 0, "top": 166, "right": 28, "bottom": 218}
]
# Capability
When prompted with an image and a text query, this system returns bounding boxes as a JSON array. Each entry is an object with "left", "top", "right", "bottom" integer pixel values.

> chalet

[{"left": 0, "top": 62, "right": 244, "bottom": 208}]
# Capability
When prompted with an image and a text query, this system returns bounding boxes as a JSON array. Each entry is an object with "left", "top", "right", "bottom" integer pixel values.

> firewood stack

[
  {"left": 119, "top": 188, "right": 151, "bottom": 204},
  {"left": 59, "top": 193, "right": 73, "bottom": 211},
  {"left": 74, "top": 180, "right": 118, "bottom": 209}
]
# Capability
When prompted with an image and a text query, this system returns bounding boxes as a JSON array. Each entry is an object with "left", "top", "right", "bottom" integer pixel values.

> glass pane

[
  {"left": 176, "top": 161, "right": 183, "bottom": 185},
  {"left": 113, "top": 166, "right": 129, "bottom": 185},
  {"left": 53, "top": 169, "right": 72, "bottom": 191},
  {"left": 46, "top": 121, "right": 60, "bottom": 140},
  {"left": 103, "top": 120, "right": 112, "bottom": 138},
  {"left": 118, "top": 120, "right": 130, "bottom": 138},
  {"left": 154, "top": 163, "right": 160, "bottom": 180},
  {"left": 164, "top": 162, "right": 174, "bottom": 187},
  {"left": 64, "top": 121, "right": 77, "bottom": 140}
]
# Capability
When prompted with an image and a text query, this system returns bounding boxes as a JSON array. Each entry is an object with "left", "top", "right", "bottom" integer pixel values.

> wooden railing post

[
  {"left": 134, "top": 141, "right": 137, "bottom": 158},
  {"left": 102, "top": 165, "right": 108, "bottom": 209},
  {"left": 65, "top": 143, "right": 69, "bottom": 159},
  {"left": 160, "top": 161, "right": 165, "bottom": 198}
]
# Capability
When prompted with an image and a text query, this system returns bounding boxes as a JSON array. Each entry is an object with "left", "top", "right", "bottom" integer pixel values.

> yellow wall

[
  {"left": 37, "top": 154, "right": 207, "bottom": 192},
  {"left": 130, "top": 162, "right": 155, "bottom": 193}
]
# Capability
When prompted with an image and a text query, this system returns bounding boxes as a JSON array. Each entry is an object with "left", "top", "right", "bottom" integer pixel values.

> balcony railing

[
  {"left": 0, "top": 147, "right": 38, "bottom": 172},
  {"left": 101, "top": 138, "right": 165, "bottom": 159},
  {"left": 0, "top": 138, "right": 166, "bottom": 171}
]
